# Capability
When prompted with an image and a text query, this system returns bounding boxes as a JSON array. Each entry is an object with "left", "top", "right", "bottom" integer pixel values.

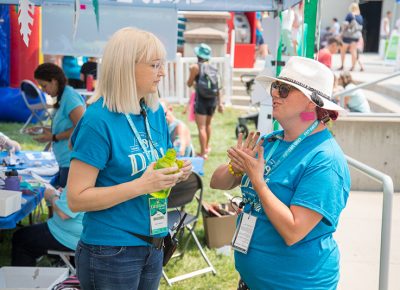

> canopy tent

[{"left": 0, "top": 0, "right": 302, "bottom": 12}]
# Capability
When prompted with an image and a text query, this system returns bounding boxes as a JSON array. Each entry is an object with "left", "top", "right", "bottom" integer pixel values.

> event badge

[
  {"left": 149, "top": 197, "right": 168, "bottom": 235},
  {"left": 232, "top": 212, "right": 257, "bottom": 254}
]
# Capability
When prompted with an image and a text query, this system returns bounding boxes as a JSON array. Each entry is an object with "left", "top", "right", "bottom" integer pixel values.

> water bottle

[
  {"left": 86, "top": 74, "right": 94, "bottom": 92},
  {"left": 150, "top": 149, "right": 178, "bottom": 199},
  {"left": 5, "top": 170, "right": 20, "bottom": 191}
]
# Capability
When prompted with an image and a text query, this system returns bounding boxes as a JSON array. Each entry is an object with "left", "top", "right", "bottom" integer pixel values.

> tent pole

[{"left": 303, "top": 0, "right": 318, "bottom": 59}]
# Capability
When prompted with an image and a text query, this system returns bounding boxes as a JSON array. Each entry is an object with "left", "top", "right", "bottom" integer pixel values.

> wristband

[
  {"left": 228, "top": 163, "right": 243, "bottom": 177},
  {"left": 52, "top": 134, "right": 58, "bottom": 142}
]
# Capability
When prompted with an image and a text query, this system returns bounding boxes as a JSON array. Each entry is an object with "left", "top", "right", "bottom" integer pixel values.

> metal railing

[
  {"left": 333, "top": 71, "right": 400, "bottom": 108},
  {"left": 345, "top": 155, "right": 394, "bottom": 290}
]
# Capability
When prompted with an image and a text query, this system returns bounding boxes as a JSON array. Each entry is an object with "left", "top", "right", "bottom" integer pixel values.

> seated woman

[
  {"left": 26, "top": 63, "right": 86, "bottom": 188},
  {"left": 11, "top": 187, "right": 83, "bottom": 266},
  {"left": 0, "top": 132, "right": 21, "bottom": 153},
  {"left": 161, "top": 100, "right": 194, "bottom": 157},
  {"left": 338, "top": 71, "right": 371, "bottom": 113}
]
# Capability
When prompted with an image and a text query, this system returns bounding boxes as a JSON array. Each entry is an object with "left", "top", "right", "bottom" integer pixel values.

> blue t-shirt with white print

[
  {"left": 70, "top": 98, "right": 171, "bottom": 246},
  {"left": 235, "top": 128, "right": 350, "bottom": 290}
]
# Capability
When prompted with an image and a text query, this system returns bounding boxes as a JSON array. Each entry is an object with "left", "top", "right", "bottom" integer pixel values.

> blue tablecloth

[
  {"left": 0, "top": 187, "right": 44, "bottom": 229},
  {"left": 1, "top": 151, "right": 57, "bottom": 170}
]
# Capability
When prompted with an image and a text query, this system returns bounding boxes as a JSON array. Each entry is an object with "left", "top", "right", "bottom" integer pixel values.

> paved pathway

[{"left": 336, "top": 191, "right": 400, "bottom": 290}]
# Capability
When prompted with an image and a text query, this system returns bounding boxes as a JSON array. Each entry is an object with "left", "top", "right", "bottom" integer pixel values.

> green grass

[{"left": 0, "top": 106, "right": 257, "bottom": 290}]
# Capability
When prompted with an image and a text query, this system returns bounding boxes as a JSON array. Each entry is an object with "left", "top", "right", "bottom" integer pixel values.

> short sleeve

[
  {"left": 345, "top": 13, "right": 353, "bottom": 22},
  {"left": 63, "top": 93, "right": 85, "bottom": 117},
  {"left": 55, "top": 189, "right": 80, "bottom": 218},
  {"left": 290, "top": 155, "right": 348, "bottom": 227},
  {"left": 70, "top": 119, "right": 110, "bottom": 170}
]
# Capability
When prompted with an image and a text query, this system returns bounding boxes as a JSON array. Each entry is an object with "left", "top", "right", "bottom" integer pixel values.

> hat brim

[
  {"left": 194, "top": 47, "right": 211, "bottom": 60},
  {"left": 255, "top": 75, "right": 345, "bottom": 112}
]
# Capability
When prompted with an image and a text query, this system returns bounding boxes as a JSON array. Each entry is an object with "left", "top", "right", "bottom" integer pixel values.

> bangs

[{"left": 137, "top": 33, "right": 167, "bottom": 63}]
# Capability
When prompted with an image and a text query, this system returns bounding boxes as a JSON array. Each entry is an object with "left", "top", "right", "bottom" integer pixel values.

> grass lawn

[{"left": 0, "top": 106, "right": 256, "bottom": 290}]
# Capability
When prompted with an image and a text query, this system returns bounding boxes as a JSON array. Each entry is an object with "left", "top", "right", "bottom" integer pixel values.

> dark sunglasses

[{"left": 270, "top": 81, "right": 294, "bottom": 98}]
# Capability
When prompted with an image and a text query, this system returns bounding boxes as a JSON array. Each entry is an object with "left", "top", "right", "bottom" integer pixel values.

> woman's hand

[
  {"left": 228, "top": 136, "right": 265, "bottom": 186},
  {"left": 178, "top": 159, "right": 192, "bottom": 182},
  {"left": 33, "top": 127, "right": 52, "bottom": 143},
  {"left": 229, "top": 132, "right": 263, "bottom": 172},
  {"left": 138, "top": 163, "right": 183, "bottom": 193}
]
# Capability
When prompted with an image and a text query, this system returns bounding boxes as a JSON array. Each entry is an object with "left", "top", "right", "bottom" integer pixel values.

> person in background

[
  {"left": 211, "top": 57, "right": 350, "bottom": 289},
  {"left": 379, "top": 11, "right": 392, "bottom": 58},
  {"left": 331, "top": 17, "right": 341, "bottom": 36},
  {"left": 356, "top": 35, "right": 365, "bottom": 72},
  {"left": 0, "top": 132, "right": 21, "bottom": 152},
  {"left": 62, "top": 56, "right": 84, "bottom": 89},
  {"left": 160, "top": 100, "right": 194, "bottom": 157},
  {"left": 67, "top": 27, "right": 192, "bottom": 290},
  {"left": 26, "top": 63, "right": 86, "bottom": 188},
  {"left": 317, "top": 37, "right": 342, "bottom": 69},
  {"left": 187, "top": 43, "right": 223, "bottom": 159},
  {"left": 340, "top": 3, "right": 363, "bottom": 71},
  {"left": 80, "top": 57, "right": 98, "bottom": 89},
  {"left": 338, "top": 71, "right": 371, "bottom": 113},
  {"left": 11, "top": 188, "right": 83, "bottom": 266},
  {"left": 255, "top": 12, "right": 269, "bottom": 59}
]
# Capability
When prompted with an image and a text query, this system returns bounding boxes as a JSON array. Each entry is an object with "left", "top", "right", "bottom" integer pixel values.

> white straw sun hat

[{"left": 256, "top": 56, "right": 344, "bottom": 111}]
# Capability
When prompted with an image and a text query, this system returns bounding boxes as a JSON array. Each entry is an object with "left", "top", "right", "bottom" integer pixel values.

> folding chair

[
  {"left": 163, "top": 171, "right": 216, "bottom": 286},
  {"left": 19, "top": 80, "right": 53, "bottom": 133},
  {"left": 47, "top": 250, "right": 76, "bottom": 275}
]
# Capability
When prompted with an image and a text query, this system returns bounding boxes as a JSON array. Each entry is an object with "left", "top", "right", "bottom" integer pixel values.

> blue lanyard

[
  {"left": 264, "top": 120, "right": 320, "bottom": 176},
  {"left": 125, "top": 114, "right": 157, "bottom": 163}
]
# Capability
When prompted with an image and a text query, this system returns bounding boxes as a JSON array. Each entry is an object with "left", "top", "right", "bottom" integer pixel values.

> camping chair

[
  {"left": 19, "top": 80, "right": 53, "bottom": 133},
  {"left": 162, "top": 171, "right": 216, "bottom": 286},
  {"left": 47, "top": 250, "right": 76, "bottom": 275}
]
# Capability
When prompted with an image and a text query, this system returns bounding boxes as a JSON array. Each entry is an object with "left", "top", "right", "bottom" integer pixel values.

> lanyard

[
  {"left": 264, "top": 120, "right": 320, "bottom": 176},
  {"left": 125, "top": 113, "right": 157, "bottom": 163}
]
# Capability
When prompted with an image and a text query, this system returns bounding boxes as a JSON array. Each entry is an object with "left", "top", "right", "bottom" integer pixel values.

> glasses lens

[{"left": 279, "top": 85, "right": 291, "bottom": 98}]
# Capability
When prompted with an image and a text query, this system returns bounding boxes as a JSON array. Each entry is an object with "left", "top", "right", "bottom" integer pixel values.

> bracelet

[{"left": 228, "top": 163, "right": 243, "bottom": 177}]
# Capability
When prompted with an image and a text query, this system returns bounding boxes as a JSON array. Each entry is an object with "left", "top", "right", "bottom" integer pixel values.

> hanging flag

[
  {"left": 73, "top": 0, "right": 80, "bottom": 40},
  {"left": 18, "top": 0, "right": 35, "bottom": 47},
  {"left": 92, "top": 0, "right": 99, "bottom": 31}
]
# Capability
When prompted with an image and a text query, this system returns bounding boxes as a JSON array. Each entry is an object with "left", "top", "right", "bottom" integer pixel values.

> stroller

[{"left": 235, "top": 73, "right": 259, "bottom": 139}]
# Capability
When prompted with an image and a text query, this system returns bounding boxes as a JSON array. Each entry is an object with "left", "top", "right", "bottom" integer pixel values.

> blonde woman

[
  {"left": 67, "top": 27, "right": 192, "bottom": 290},
  {"left": 340, "top": 2, "right": 363, "bottom": 71}
]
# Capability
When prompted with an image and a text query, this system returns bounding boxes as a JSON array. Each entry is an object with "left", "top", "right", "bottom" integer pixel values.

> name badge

[
  {"left": 149, "top": 197, "right": 168, "bottom": 235},
  {"left": 232, "top": 212, "right": 257, "bottom": 254}
]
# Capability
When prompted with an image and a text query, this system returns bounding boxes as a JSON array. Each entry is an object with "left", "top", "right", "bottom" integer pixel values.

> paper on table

[{"left": 25, "top": 152, "right": 55, "bottom": 161}]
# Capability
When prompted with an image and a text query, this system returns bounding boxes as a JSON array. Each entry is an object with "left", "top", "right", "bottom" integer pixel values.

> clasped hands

[{"left": 228, "top": 132, "right": 265, "bottom": 183}]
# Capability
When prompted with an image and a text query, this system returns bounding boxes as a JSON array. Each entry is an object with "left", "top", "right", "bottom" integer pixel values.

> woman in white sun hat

[{"left": 211, "top": 56, "right": 350, "bottom": 290}]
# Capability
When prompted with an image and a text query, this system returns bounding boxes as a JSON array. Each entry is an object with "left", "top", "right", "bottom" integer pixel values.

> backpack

[
  {"left": 196, "top": 63, "right": 220, "bottom": 99},
  {"left": 342, "top": 17, "right": 362, "bottom": 39}
]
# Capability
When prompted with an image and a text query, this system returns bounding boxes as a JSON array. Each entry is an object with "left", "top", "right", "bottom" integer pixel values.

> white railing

[{"left": 159, "top": 53, "right": 232, "bottom": 105}]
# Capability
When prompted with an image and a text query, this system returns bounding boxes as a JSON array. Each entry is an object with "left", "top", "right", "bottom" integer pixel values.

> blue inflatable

[
  {"left": 0, "top": 87, "right": 44, "bottom": 123},
  {"left": 0, "top": 5, "right": 10, "bottom": 87}
]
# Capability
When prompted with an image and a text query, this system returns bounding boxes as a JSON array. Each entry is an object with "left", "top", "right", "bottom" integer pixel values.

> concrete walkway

[{"left": 335, "top": 191, "right": 400, "bottom": 290}]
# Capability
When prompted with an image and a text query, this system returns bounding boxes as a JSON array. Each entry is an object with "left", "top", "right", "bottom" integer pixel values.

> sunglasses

[{"left": 270, "top": 81, "right": 294, "bottom": 99}]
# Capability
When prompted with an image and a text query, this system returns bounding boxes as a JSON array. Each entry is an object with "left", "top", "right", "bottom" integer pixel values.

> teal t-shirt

[
  {"left": 52, "top": 86, "right": 85, "bottom": 167},
  {"left": 235, "top": 129, "right": 350, "bottom": 290},
  {"left": 168, "top": 119, "right": 193, "bottom": 157},
  {"left": 70, "top": 98, "right": 171, "bottom": 246},
  {"left": 47, "top": 189, "right": 84, "bottom": 250},
  {"left": 345, "top": 83, "right": 371, "bottom": 113}
]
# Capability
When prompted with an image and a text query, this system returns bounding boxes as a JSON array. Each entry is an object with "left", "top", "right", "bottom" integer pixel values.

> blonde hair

[
  {"left": 88, "top": 27, "right": 166, "bottom": 114},
  {"left": 349, "top": 3, "right": 360, "bottom": 15}
]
